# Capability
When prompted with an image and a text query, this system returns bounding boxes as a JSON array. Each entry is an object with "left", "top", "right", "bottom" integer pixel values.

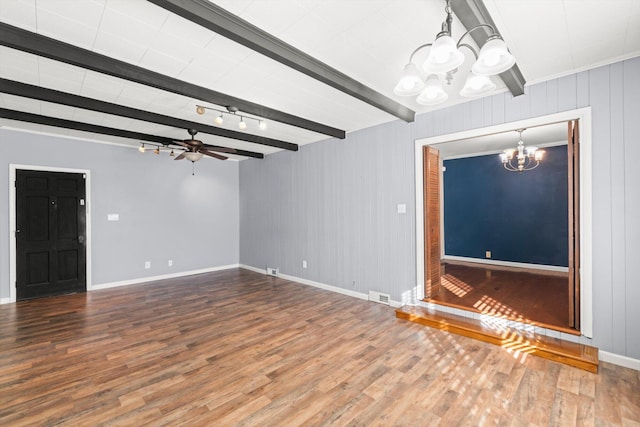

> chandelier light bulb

[
  {"left": 416, "top": 75, "right": 448, "bottom": 105},
  {"left": 394, "top": 63, "right": 425, "bottom": 96},
  {"left": 472, "top": 37, "right": 516, "bottom": 76},
  {"left": 423, "top": 35, "right": 464, "bottom": 74}
]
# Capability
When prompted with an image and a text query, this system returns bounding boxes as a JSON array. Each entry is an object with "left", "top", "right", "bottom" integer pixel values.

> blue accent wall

[{"left": 443, "top": 145, "right": 568, "bottom": 267}]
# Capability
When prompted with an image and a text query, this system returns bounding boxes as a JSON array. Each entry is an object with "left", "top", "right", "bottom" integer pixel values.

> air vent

[
  {"left": 266, "top": 267, "right": 279, "bottom": 277},
  {"left": 368, "top": 290, "right": 391, "bottom": 305}
]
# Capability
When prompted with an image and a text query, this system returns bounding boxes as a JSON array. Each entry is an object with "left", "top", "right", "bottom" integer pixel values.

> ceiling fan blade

[
  {"left": 201, "top": 144, "right": 237, "bottom": 154},
  {"left": 174, "top": 152, "right": 186, "bottom": 160},
  {"left": 200, "top": 149, "right": 228, "bottom": 161},
  {"left": 173, "top": 140, "right": 191, "bottom": 148}
]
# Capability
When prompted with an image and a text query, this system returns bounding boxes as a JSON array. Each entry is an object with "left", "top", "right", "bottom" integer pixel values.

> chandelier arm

[
  {"left": 456, "top": 24, "right": 499, "bottom": 48},
  {"left": 408, "top": 43, "right": 433, "bottom": 63},
  {"left": 457, "top": 43, "right": 479, "bottom": 60}
]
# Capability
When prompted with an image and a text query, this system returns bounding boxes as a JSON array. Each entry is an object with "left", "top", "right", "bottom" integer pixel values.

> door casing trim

[
  {"left": 414, "top": 107, "right": 593, "bottom": 338},
  {"left": 9, "top": 164, "right": 92, "bottom": 303}
]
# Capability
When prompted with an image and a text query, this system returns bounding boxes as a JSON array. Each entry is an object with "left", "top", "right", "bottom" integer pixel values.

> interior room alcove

[{"left": 414, "top": 108, "right": 592, "bottom": 337}]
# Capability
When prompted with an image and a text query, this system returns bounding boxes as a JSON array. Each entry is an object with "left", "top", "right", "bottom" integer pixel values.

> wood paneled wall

[{"left": 239, "top": 57, "right": 640, "bottom": 360}]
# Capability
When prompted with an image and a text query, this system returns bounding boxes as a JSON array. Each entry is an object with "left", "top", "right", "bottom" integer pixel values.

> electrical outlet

[
  {"left": 168, "top": 260, "right": 173, "bottom": 267},
  {"left": 485, "top": 251, "right": 491, "bottom": 259},
  {"left": 302, "top": 260, "right": 307, "bottom": 269},
  {"left": 145, "top": 261, "right": 151, "bottom": 269}
]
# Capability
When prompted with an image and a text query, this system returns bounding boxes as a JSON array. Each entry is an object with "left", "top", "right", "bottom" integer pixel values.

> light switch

[
  {"left": 107, "top": 214, "right": 119, "bottom": 221},
  {"left": 397, "top": 203, "right": 406, "bottom": 214}
]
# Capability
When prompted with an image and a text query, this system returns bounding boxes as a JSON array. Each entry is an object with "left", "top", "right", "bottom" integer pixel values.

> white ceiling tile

[
  {"left": 160, "top": 12, "right": 216, "bottom": 47},
  {"left": 36, "top": 0, "right": 105, "bottom": 31},
  {"left": 138, "top": 48, "right": 189, "bottom": 78},
  {"left": 148, "top": 32, "right": 205, "bottom": 64},
  {"left": 37, "top": 58, "right": 86, "bottom": 92},
  {"left": 0, "top": 47, "right": 40, "bottom": 84},
  {"left": 97, "top": 5, "right": 160, "bottom": 49},
  {"left": 35, "top": 7, "right": 100, "bottom": 50},
  {"left": 92, "top": 31, "right": 148, "bottom": 64},
  {"left": 0, "top": 0, "right": 37, "bottom": 31},
  {"left": 39, "top": 102, "right": 77, "bottom": 120},
  {"left": 106, "top": 0, "right": 169, "bottom": 29},
  {"left": 79, "top": 71, "right": 126, "bottom": 103}
]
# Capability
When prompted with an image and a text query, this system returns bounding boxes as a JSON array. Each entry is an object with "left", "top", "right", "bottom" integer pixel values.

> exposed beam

[
  {"left": 147, "top": 0, "right": 416, "bottom": 123},
  {"left": 0, "top": 108, "right": 264, "bottom": 159},
  {"left": 0, "top": 78, "right": 297, "bottom": 152},
  {"left": 0, "top": 22, "right": 345, "bottom": 139},
  {"left": 451, "top": 0, "right": 526, "bottom": 97}
]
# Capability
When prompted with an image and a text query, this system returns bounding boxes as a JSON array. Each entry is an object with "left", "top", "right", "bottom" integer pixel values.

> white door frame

[
  {"left": 8, "top": 164, "right": 92, "bottom": 303},
  {"left": 414, "top": 107, "right": 593, "bottom": 338}
]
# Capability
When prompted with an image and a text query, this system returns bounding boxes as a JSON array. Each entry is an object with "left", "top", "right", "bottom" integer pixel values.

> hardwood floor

[
  {"left": 427, "top": 262, "right": 572, "bottom": 332},
  {"left": 1, "top": 268, "right": 638, "bottom": 426}
]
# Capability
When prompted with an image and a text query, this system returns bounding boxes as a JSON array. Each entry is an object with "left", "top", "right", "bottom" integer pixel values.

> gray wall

[
  {"left": 1, "top": 129, "right": 239, "bottom": 296},
  {"left": 239, "top": 56, "right": 640, "bottom": 359}
]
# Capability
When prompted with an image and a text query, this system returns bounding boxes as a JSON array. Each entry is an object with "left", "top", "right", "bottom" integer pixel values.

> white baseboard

[
  {"left": 0, "top": 297, "right": 11, "bottom": 305},
  {"left": 443, "top": 255, "right": 569, "bottom": 273},
  {"left": 599, "top": 351, "right": 640, "bottom": 372},
  {"left": 238, "top": 264, "right": 403, "bottom": 308},
  {"left": 91, "top": 264, "right": 240, "bottom": 290}
]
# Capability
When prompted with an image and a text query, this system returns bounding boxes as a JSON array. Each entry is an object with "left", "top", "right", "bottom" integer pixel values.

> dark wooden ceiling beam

[
  {"left": 0, "top": 22, "right": 345, "bottom": 139},
  {"left": 148, "top": 0, "right": 416, "bottom": 123},
  {"left": 0, "top": 108, "right": 264, "bottom": 159},
  {"left": 0, "top": 78, "right": 296, "bottom": 152},
  {"left": 450, "top": 0, "right": 526, "bottom": 97}
]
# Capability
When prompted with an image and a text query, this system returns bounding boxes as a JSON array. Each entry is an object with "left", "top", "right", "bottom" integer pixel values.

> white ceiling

[{"left": 0, "top": 0, "right": 638, "bottom": 160}]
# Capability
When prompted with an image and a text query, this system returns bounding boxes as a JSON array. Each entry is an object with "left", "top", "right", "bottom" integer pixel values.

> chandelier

[
  {"left": 500, "top": 129, "right": 544, "bottom": 172},
  {"left": 393, "top": 0, "right": 516, "bottom": 105}
]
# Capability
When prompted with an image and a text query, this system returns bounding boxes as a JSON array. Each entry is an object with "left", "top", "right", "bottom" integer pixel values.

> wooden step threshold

[{"left": 396, "top": 305, "right": 599, "bottom": 373}]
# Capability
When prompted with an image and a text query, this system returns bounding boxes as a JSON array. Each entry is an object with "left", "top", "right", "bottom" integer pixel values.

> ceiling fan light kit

[
  {"left": 394, "top": 0, "right": 515, "bottom": 105},
  {"left": 196, "top": 104, "right": 267, "bottom": 131}
]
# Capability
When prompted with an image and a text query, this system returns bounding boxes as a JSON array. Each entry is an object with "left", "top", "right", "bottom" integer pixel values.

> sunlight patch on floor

[{"left": 441, "top": 274, "right": 473, "bottom": 297}]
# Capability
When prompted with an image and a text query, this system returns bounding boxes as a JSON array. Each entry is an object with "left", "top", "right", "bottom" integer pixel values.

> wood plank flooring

[
  {"left": 1, "top": 268, "right": 639, "bottom": 426},
  {"left": 427, "top": 262, "right": 572, "bottom": 332}
]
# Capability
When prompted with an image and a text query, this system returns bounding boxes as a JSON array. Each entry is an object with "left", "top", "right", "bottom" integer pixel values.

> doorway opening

[
  {"left": 414, "top": 108, "right": 593, "bottom": 337},
  {"left": 9, "top": 165, "right": 92, "bottom": 303}
]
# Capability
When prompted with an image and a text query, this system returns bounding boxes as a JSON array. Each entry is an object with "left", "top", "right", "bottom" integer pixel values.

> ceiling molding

[
  {"left": 0, "top": 78, "right": 297, "bottom": 152},
  {"left": 451, "top": 0, "right": 526, "bottom": 97},
  {"left": 0, "top": 108, "right": 264, "bottom": 159},
  {"left": 148, "top": 0, "right": 416, "bottom": 123},
  {"left": 0, "top": 22, "right": 345, "bottom": 139}
]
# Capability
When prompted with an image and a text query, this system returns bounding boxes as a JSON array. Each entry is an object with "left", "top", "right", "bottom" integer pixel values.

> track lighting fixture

[
  {"left": 154, "top": 147, "right": 160, "bottom": 155},
  {"left": 170, "top": 149, "right": 175, "bottom": 157},
  {"left": 195, "top": 104, "right": 267, "bottom": 131},
  {"left": 138, "top": 143, "right": 145, "bottom": 153},
  {"left": 393, "top": 0, "right": 515, "bottom": 105}
]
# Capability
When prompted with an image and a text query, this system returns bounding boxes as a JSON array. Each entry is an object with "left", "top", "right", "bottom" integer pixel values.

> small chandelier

[
  {"left": 394, "top": 0, "right": 516, "bottom": 105},
  {"left": 500, "top": 129, "right": 544, "bottom": 172}
]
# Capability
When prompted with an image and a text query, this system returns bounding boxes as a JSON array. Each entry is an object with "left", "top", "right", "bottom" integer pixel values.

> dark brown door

[
  {"left": 567, "top": 120, "right": 580, "bottom": 329},
  {"left": 424, "top": 146, "right": 441, "bottom": 297},
  {"left": 16, "top": 170, "right": 87, "bottom": 300}
]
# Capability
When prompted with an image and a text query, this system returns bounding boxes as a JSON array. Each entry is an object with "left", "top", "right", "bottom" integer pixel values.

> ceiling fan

[{"left": 173, "top": 129, "right": 236, "bottom": 162}]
